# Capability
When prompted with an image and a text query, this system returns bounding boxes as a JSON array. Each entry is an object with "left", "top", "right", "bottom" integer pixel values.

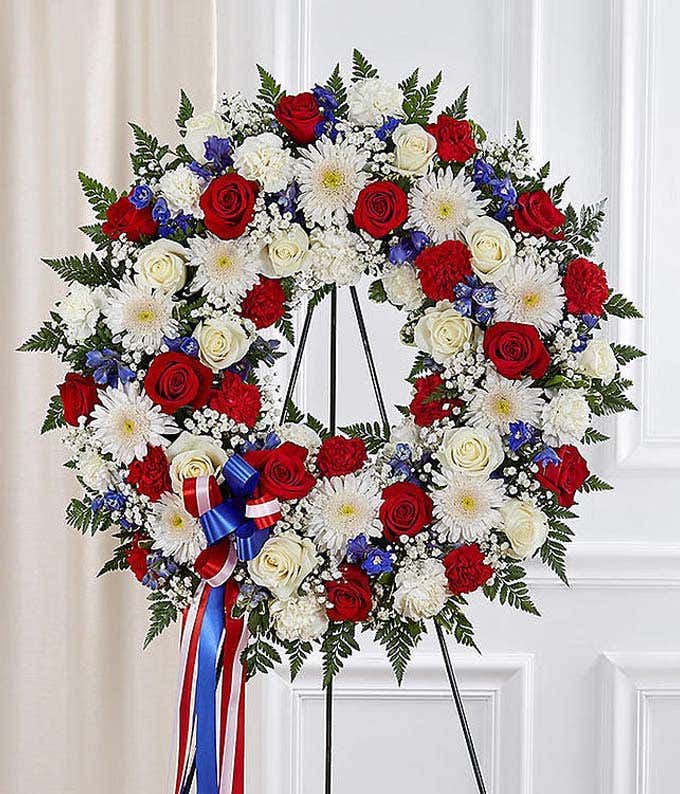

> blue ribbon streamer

[{"left": 194, "top": 584, "right": 225, "bottom": 794}]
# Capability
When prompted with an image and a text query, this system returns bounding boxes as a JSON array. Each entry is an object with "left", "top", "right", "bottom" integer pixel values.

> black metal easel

[{"left": 279, "top": 286, "right": 487, "bottom": 794}]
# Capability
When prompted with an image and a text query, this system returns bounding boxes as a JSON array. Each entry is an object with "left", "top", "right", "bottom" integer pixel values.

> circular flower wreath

[{"left": 24, "top": 52, "right": 643, "bottom": 683}]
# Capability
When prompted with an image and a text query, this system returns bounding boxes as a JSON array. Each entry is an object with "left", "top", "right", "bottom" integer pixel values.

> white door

[{"left": 217, "top": 1, "right": 680, "bottom": 792}]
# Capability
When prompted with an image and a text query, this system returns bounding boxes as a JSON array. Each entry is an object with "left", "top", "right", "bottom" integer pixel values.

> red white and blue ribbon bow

[{"left": 172, "top": 454, "right": 281, "bottom": 794}]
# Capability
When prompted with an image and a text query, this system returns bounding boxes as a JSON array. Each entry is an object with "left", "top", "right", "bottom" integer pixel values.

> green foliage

[
  {"left": 281, "top": 397, "right": 304, "bottom": 424},
  {"left": 144, "top": 591, "right": 178, "bottom": 648},
  {"left": 539, "top": 515, "right": 576, "bottom": 585},
  {"left": 18, "top": 319, "right": 64, "bottom": 353},
  {"left": 256, "top": 65, "right": 284, "bottom": 108},
  {"left": 129, "top": 122, "right": 170, "bottom": 178},
  {"left": 242, "top": 634, "right": 282, "bottom": 678},
  {"left": 306, "top": 413, "right": 331, "bottom": 439},
  {"left": 434, "top": 599, "right": 478, "bottom": 651},
  {"left": 582, "top": 474, "right": 613, "bottom": 494},
  {"left": 548, "top": 178, "right": 569, "bottom": 205},
  {"left": 308, "top": 284, "right": 334, "bottom": 310},
  {"left": 588, "top": 376, "right": 636, "bottom": 416},
  {"left": 276, "top": 310, "right": 295, "bottom": 346},
  {"left": 605, "top": 293, "right": 643, "bottom": 319},
  {"left": 583, "top": 426, "right": 610, "bottom": 445},
  {"left": 65, "top": 498, "right": 115, "bottom": 536},
  {"left": 175, "top": 89, "right": 194, "bottom": 133},
  {"left": 173, "top": 294, "right": 207, "bottom": 336},
  {"left": 322, "top": 621, "right": 359, "bottom": 685},
  {"left": 42, "top": 252, "right": 115, "bottom": 287},
  {"left": 483, "top": 564, "right": 540, "bottom": 615},
  {"left": 338, "top": 420, "right": 387, "bottom": 453},
  {"left": 281, "top": 639, "right": 313, "bottom": 682},
  {"left": 368, "top": 279, "right": 387, "bottom": 304},
  {"left": 78, "top": 171, "right": 117, "bottom": 220},
  {"left": 442, "top": 86, "right": 469, "bottom": 120},
  {"left": 351, "top": 49, "right": 379, "bottom": 81},
  {"left": 402, "top": 71, "right": 442, "bottom": 125},
  {"left": 97, "top": 549, "right": 130, "bottom": 577},
  {"left": 408, "top": 351, "right": 433, "bottom": 380},
  {"left": 325, "top": 63, "right": 348, "bottom": 116},
  {"left": 398, "top": 68, "right": 419, "bottom": 98},
  {"left": 41, "top": 394, "right": 66, "bottom": 434},
  {"left": 374, "top": 616, "right": 424, "bottom": 684},
  {"left": 611, "top": 343, "right": 645, "bottom": 365},
  {"left": 78, "top": 223, "right": 109, "bottom": 248},
  {"left": 562, "top": 200, "right": 607, "bottom": 256}
]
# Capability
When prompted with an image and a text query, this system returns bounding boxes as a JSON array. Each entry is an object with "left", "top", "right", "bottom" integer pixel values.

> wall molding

[
  {"left": 251, "top": 651, "right": 534, "bottom": 794},
  {"left": 601, "top": 652, "right": 680, "bottom": 794},
  {"left": 525, "top": 542, "right": 680, "bottom": 589}
]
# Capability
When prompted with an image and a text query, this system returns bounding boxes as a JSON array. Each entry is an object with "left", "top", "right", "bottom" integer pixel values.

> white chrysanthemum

[
  {"left": 541, "top": 389, "right": 590, "bottom": 445},
  {"left": 232, "top": 132, "right": 294, "bottom": 193},
  {"left": 75, "top": 449, "right": 117, "bottom": 491},
  {"left": 158, "top": 164, "right": 204, "bottom": 216},
  {"left": 187, "top": 234, "right": 259, "bottom": 303},
  {"left": 494, "top": 257, "right": 565, "bottom": 334},
  {"left": 347, "top": 78, "right": 404, "bottom": 126},
  {"left": 393, "top": 558, "right": 449, "bottom": 620},
  {"left": 409, "top": 168, "right": 486, "bottom": 243},
  {"left": 58, "top": 284, "right": 104, "bottom": 341},
  {"left": 103, "top": 279, "right": 177, "bottom": 352},
  {"left": 149, "top": 493, "right": 206, "bottom": 564},
  {"left": 296, "top": 139, "right": 369, "bottom": 227},
  {"left": 307, "top": 228, "right": 365, "bottom": 286},
  {"left": 305, "top": 473, "right": 382, "bottom": 556},
  {"left": 90, "top": 384, "right": 178, "bottom": 465},
  {"left": 468, "top": 372, "right": 543, "bottom": 432},
  {"left": 382, "top": 264, "right": 424, "bottom": 310},
  {"left": 270, "top": 594, "right": 329, "bottom": 642},
  {"left": 432, "top": 472, "right": 506, "bottom": 542}
]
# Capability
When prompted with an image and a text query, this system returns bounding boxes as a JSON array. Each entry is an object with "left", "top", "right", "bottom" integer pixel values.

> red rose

[
  {"left": 379, "top": 481, "right": 433, "bottom": 542},
  {"left": 535, "top": 444, "right": 590, "bottom": 508},
  {"left": 316, "top": 436, "right": 367, "bottom": 478},
  {"left": 443, "top": 544, "right": 493, "bottom": 595},
  {"left": 325, "top": 564, "right": 372, "bottom": 622},
  {"left": 483, "top": 322, "right": 550, "bottom": 380},
  {"left": 58, "top": 372, "right": 99, "bottom": 426},
  {"left": 353, "top": 181, "right": 409, "bottom": 238},
  {"left": 513, "top": 190, "right": 565, "bottom": 240},
  {"left": 415, "top": 240, "right": 473, "bottom": 301},
  {"left": 426, "top": 115, "right": 477, "bottom": 163},
  {"left": 199, "top": 173, "right": 258, "bottom": 239},
  {"left": 102, "top": 195, "right": 158, "bottom": 242},
  {"left": 241, "top": 276, "right": 286, "bottom": 329},
  {"left": 144, "top": 352, "right": 213, "bottom": 414},
  {"left": 409, "top": 373, "right": 463, "bottom": 427},
  {"left": 126, "top": 445, "right": 172, "bottom": 501},
  {"left": 244, "top": 442, "right": 316, "bottom": 501},
  {"left": 274, "top": 92, "right": 324, "bottom": 145},
  {"left": 209, "top": 371, "right": 261, "bottom": 428},
  {"left": 562, "top": 258, "right": 609, "bottom": 317},
  {"left": 126, "top": 534, "right": 150, "bottom": 582}
]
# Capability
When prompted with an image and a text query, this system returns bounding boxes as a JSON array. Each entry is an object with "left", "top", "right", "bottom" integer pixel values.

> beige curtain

[{"left": 0, "top": 3, "right": 216, "bottom": 791}]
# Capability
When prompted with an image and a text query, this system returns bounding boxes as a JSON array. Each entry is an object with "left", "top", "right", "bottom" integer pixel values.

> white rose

[
  {"left": 542, "top": 389, "right": 591, "bottom": 445},
  {"left": 347, "top": 78, "right": 404, "bottom": 126},
  {"left": 392, "top": 123, "right": 437, "bottom": 175},
  {"left": 59, "top": 284, "right": 104, "bottom": 341},
  {"left": 232, "top": 132, "right": 294, "bottom": 193},
  {"left": 260, "top": 224, "right": 309, "bottom": 278},
  {"left": 413, "top": 301, "right": 473, "bottom": 363},
  {"left": 382, "top": 265, "right": 424, "bottom": 310},
  {"left": 500, "top": 498, "right": 549, "bottom": 559},
  {"left": 577, "top": 338, "right": 617, "bottom": 385},
  {"left": 158, "top": 164, "right": 203, "bottom": 216},
  {"left": 464, "top": 217, "right": 516, "bottom": 282},
  {"left": 278, "top": 422, "right": 322, "bottom": 453},
  {"left": 76, "top": 449, "right": 116, "bottom": 491},
  {"left": 248, "top": 532, "right": 319, "bottom": 600},
  {"left": 270, "top": 594, "right": 329, "bottom": 642},
  {"left": 184, "top": 111, "right": 230, "bottom": 162},
  {"left": 393, "top": 559, "right": 449, "bottom": 620},
  {"left": 436, "top": 426, "right": 504, "bottom": 478},
  {"left": 167, "top": 431, "right": 228, "bottom": 492},
  {"left": 134, "top": 239, "right": 188, "bottom": 293},
  {"left": 193, "top": 316, "right": 251, "bottom": 372}
]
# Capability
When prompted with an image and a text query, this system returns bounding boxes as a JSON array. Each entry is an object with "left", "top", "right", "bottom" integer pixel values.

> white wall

[{"left": 217, "top": 1, "right": 680, "bottom": 792}]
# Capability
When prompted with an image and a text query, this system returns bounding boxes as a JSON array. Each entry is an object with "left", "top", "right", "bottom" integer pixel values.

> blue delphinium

[
  {"left": 312, "top": 85, "right": 340, "bottom": 141},
  {"left": 152, "top": 197, "right": 171, "bottom": 224},
  {"left": 473, "top": 158, "right": 496, "bottom": 186},
  {"left": 129, "top": 184, "right": 153, "bottom": 209},
  {"left": 508, "top": 421, "right": 538, "bottom": 452},
  {"left": 387, "top": 443, "right": 414, "bottom": 479},
  {"left": 361, "top": 548, "right": 394, "bottom": 575},
  {"left": 454, "top": 275, "right": 496, "bottom": 325},
  {"left": 471, "top": 159, "right": 518, "bottom": 220},
  {"left": 277, "top": 182, "right": 300, "bottom": 217},
  {"left": 142, "top": 552, "right": 178, "bottom": 590},
  {"left": 346, "top": 535, "right": 370, "bottom": 564},
  {"left": 388, "top": 230, "right": 430, "bottom": 264},
  {"left": 92, "top": 489, "right": 126, "bottom": 513},
  {"left": 375, "top": 116, "right": 401, "bottom": 141},
  {"left": 163, "top": 335, "right": 200, "bottom": 357},
  {"left": 86, "top": 348, "right": 135, "bottom": 388},
  {"left": 534, "top": 447, "right": 561, "bottom": 469},
  {"left": 190, "top": 136, "right": 233, "bottom": 178}
]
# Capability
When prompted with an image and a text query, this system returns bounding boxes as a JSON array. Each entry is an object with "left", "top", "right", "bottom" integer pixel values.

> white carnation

[
  {"left": 542, "top": 389, "right": 591, "bottom": 445},
  {"left": 59, "top": 284, "right": 104, "bottom": 341},
  {"left": 382, "top": 265, "right": 424, "bottom": 310},
  {"left": 76, "top": 449, "right": 116, "bottom": 491},
  {"left": 232, "top": 132, "right": 294, "bottom": 193},
  {"left": 158, "top": 164, "right": 203, "bottom": 217},
  {"left": 348, "top": 78, "right": 404, "bottom": 126},
  {"left": 393, "top": 559, "right": 449, "bottom": 620},
  {"left": 307, "top": 228, "right": 365, "bottom": 286},
  {"left": 270, "top": 594, "right": 329, "bottom": 642}
]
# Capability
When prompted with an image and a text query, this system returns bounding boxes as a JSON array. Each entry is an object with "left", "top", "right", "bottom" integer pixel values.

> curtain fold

[{"left": 0, "top": 3, "right": 216, "bottom": 791}]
